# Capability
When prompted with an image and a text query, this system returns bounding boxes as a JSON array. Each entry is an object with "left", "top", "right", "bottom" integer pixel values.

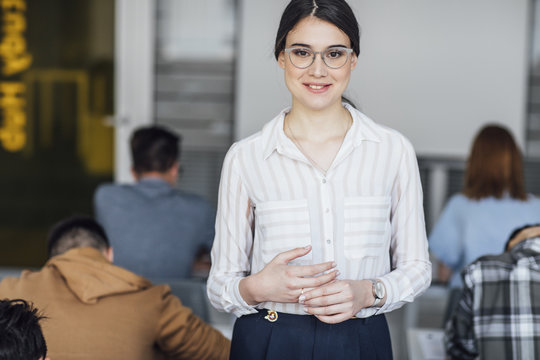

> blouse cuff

[
  {"left": 231, "top": 277, "right": 259, "bottom": 317},
  {"left": 376, "top": 278, "right": 389, "bottom": 315},
  {"left": 374, "top": 277, "right": 396, "bottom": 314}
]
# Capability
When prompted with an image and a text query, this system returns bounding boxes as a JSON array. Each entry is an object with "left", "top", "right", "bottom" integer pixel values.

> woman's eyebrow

[
  {"left": 289, "top": 43, "right": 349, "bottom": 48},
  {"left": 290, "top": 42, "right": 311, "bottom": 48}
]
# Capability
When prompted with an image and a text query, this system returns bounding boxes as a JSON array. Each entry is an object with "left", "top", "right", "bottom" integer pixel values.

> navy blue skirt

[{"left": 230, "top": 309, "right": 393, "bottom": 360}]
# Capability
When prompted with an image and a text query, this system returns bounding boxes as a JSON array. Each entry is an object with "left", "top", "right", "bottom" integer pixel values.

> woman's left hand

[{"left": 302, "top": 279, "right": 375, "bottom": 324}]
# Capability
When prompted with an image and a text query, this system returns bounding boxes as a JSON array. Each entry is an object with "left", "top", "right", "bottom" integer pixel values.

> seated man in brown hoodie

[{"left": 0, "top": 215, "right": 230, "bottom": 359}]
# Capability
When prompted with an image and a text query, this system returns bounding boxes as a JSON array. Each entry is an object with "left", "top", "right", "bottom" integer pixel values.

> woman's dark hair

[
  {"left": 463, "top": 124, "right": 526, "bottom": 200},
  {"left": 274, "top": 0, "right": 360, "bottom": 60}
]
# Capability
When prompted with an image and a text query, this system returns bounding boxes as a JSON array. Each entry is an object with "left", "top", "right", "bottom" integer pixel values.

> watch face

[{"left": 375, "top": 281, "right": 385, "bottom": 298}]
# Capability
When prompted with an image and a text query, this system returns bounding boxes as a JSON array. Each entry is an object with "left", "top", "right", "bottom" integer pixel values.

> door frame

[{"left": 114, "top": 0, "right": 156, "bottom": 183}]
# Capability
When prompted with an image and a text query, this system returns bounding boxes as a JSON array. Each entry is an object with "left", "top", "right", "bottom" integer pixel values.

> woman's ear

[
  {"left": 278, "top": 50, "right": 286, "bottom": 69},
  {"left": 350, "top": 53, "right": 358, "bottom": 71}
]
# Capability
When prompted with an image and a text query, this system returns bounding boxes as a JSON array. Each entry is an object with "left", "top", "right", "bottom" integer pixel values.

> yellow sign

[{"left": 0, "top": 0, "right": 31, "bottom": 152}]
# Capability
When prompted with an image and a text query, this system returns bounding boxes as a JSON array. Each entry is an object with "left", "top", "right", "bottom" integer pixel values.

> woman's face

[{"left": 278, "top": 16, "right": 357, "bottom": 112}]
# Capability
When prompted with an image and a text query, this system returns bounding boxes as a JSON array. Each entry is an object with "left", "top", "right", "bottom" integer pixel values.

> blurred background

[
  {"left": 4, "top": 0, "right": 539, "bottom": 264},
  {"left": 0, "top": 1, "right": 539, "bottom": 357},
  {"left": 0, "top": 0, "right": 540, "bottom": 272},
  {"left": 0, "top": 0, "right": 115, "bottom": 265}
]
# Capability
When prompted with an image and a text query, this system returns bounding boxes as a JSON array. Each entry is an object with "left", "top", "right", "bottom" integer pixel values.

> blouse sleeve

[
  {"left": 376, "top": 137, "right": 432, "bottom": 314},
  {"left": 206, "top": 144, "right": 259, "bottom": 317}
]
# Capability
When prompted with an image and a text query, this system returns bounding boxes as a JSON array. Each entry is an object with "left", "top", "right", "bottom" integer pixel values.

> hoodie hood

[{"left": 46, "top": 247, "right": 152, "bottom": 304}]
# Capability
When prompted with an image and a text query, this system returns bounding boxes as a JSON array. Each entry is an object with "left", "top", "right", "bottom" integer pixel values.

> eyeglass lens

[{"left": 288, "top": 48, "right": 350, "bottom": 69}]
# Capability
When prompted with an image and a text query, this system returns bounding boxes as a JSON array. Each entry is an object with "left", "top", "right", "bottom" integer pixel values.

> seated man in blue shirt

[
  {"left": 445, "top": 223, "right": 540, "bottom": 360},
  {"left": 94, "top": 125, "right": 215, "bottom": 279}
]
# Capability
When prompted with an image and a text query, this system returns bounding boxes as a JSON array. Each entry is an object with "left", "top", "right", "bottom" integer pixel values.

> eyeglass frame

[{"left": 283, "top": 46, "right": 354, "bottom": 69}]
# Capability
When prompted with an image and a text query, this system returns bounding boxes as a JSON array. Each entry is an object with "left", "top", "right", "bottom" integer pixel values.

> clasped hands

[{"left": 239, "top": 245, "right": 376, "bottom": 324}]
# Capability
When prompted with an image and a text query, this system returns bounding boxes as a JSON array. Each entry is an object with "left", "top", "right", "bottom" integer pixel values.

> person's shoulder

[
  {"left": 143, "top": 281, "right": 189, "bottom": 310},
  {"left": 95, "top": 182, "right": 133, "bottom": 199},
  {"left": 471, "top": 251, "right": 509, "bottom": 265},
  {"left": 0, "top": 276, "right": 19, "bottom": 289},
  {"left": 227, "top": 134, "right": 260, "bottom": 157},
  {"left": 462, "top": 251, "right": 512, "bottom": 282},
  {"left": 148, "top": 282, "right": 177, "bottom": 299},
  {"left": 175, "top": 190, "right": 212, "bottom": 209},
  {"left": 446, "top": 193, "right": 469, "bottom": 207},
  {"left": 433, "top": 194, "right": 469, "bottom": 219},
  {"left": 226, "top": 110, "right": 285, "bottom": 156},
  {"left": 0, "top": 268, "right": 42, "bottom": 290},
  {"left": 227, "top": 133, "right": 259, "bottom": 154},
  {"left": 235, "top": 110, "right": 285, "bottom": 147},
  {"left": 524, "top": 194, "right": 540, "bottom": 205}
]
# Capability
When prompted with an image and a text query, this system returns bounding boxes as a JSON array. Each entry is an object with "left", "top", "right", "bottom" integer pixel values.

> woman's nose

[{"left": 309, "top": 53, "right": 327, "bottom": 77}]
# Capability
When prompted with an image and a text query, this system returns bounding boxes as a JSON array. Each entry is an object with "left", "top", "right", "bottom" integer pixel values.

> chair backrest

[{"left": 149, "top": 278, "right": 210, "bottom": 322}]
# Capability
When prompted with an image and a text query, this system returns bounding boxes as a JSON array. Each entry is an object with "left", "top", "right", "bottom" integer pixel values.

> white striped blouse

[{"left": 207, "top": 103, "right": 432, "bottom": 318}]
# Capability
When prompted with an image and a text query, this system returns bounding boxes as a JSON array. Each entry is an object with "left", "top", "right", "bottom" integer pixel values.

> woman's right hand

[{"left": 239, "top": 245, "right": 339, "bottom": 305}]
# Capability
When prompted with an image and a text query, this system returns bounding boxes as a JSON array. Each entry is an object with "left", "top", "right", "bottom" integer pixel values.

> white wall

[
  {"left": 236, "top": 0, "right": 531, "bottom": 157},
  {"left": 235, "top": 0, "right": 290, "bottom": 140},
  {"left": 158, "top": 0, "right": 236, "bottom": 61}
]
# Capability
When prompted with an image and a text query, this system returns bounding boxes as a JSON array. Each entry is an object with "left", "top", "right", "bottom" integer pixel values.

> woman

[
  {"left": 207, "top": 1, "right": 431, "bottom": 359},
  {"left": 429, "top": 125, "right": 540, "bottom": 288}
]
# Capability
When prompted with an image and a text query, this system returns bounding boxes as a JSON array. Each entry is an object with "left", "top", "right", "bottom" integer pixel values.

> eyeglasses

[{"left": 284, "top": 47, "right": 353, "bottom": 69}]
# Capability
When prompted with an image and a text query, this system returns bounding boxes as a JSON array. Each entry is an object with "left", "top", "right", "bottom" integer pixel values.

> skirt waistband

[{"left": 258, "top": 308, "right": 379, "bottom": 325}]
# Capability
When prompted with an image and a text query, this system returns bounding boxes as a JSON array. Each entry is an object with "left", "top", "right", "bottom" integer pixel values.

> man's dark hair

[
  {"left": 47, "top": 215, "right": 110, "bottom": 258},
  {"left": 0, "top": 299, "right": 47, "bottom": 360},
  {"left": 130, "top": 126, "right": 181, "bottom": 174},
  {"left": 505, "top": 223, "right": 540, "bottom": 251}
]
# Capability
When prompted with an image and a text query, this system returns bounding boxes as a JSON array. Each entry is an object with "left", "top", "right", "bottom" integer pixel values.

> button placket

[{"left": 320, "top": 176, "right": 334, "bottom": 262}]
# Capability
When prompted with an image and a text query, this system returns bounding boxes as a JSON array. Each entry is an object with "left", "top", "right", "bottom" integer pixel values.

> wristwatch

[{"left": 370, "top": 279, "right": 385, "bottom": 307}]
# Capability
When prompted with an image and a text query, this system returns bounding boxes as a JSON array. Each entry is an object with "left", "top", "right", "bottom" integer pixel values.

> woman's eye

[
  {"left": 326, "top": 49, "right": 344, "bottom": 58},
  {"left": 293, "top": 49, "right": 311, "bottom": 57}
]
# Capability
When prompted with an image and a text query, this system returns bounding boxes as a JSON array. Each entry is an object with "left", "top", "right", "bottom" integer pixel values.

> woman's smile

[{"left": 304, "top": 82, "right": 331, "bottom": 93}]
